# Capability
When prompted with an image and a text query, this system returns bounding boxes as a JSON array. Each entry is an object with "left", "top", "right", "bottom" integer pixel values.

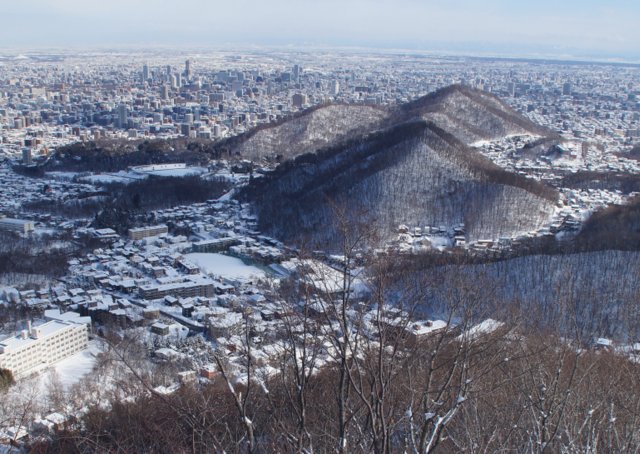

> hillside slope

[
  {"left": 220, "top": 85, "right": 552, "bottom": 163},
  {"left": 412, "top": 249, "right": 640, "bottom": 340},
  {"left": 399, "top": 84, "right": 553, "bottom": 144},
  {"left": 242, "top": 120, "right": 557, "bottom": 247},
  {"left": 222, "top": 104, "right": 387, "bottom": 162}
]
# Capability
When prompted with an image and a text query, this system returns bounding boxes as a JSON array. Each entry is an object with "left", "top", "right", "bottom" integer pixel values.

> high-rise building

[
  {"left": 185, "top": 60, "right": 191, "bottom": 81},
  {"left": 331, "top": 80, "right": 340, "bottom": 96},
  {"left": 293, "top": 64, "right": 302, "bottom": 82},
  {"left": 292, "top": 93, "right": 307, "bottom": 108},
  {"left": 142, "top": 64, "right": 150, "bottom": 83},
  {"left": 563, "top": 82, "right": 572, "bottom": 96},
  {"left": 161, "top": 85, "right": 169, "bottom": 100},
  {"left": 118, "top": 104, "right": 128, "bottom": 129},
  {"left": 22, "top": 147, "right": 32, "bottom": 165},
  {"left": 180, "top": 123, "right": 191, "bottom": 136}
]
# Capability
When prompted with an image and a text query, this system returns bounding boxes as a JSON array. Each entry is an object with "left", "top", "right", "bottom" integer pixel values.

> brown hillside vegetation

[{"left": 242, "top": 120, "right": 557, "bottom": 248}]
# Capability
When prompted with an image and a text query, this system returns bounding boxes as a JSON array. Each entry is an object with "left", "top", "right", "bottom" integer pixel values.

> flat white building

[{"left": 0, "top": 320, "right": 89, "bottom": 379}]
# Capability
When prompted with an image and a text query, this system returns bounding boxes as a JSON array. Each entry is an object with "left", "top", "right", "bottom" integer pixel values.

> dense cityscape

[{"left": 2, "top": 49, "right": 639, "bottom": 159}]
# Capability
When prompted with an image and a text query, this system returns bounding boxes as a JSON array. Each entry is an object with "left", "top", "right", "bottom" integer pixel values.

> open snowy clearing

[
  {"left": 36, "top": 340, "right": 102, "bottom": 394},
  {"left": 184, "top": 253, "right": 266, "bottom": 280},
  {"left": 142, "top": 167, "right": 207, "bottom": 177},
  {"left": 80, "top": 174, "right": 139, "bottom": 184}
]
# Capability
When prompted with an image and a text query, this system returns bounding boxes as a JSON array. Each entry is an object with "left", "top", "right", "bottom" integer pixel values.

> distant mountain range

[{"left": 231, "top": 85, "right": 558, "bottom": 247}]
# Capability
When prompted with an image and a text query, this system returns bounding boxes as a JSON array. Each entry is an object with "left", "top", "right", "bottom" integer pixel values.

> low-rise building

[
  {"left": 208, "top": 312, "right": 244, "bottom": 338},
  {"left": 151, "top": 322, "right": 170, "bottom": 336},
  {"left": 128, "top": 224, "right": 168, "bottom": 240},
  {"left": 0, "top": 217, "right": 35, "bottom": 234},
  {"left": 139, "top": 279, "right": 215, "bottom": 300}
]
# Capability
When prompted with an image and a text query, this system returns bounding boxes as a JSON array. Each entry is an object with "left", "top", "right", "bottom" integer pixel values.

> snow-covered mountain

[
  {"left": 236, "top": 85, "right": 558, "bottom": 247},
  {"left": 398, "top": 84, "right": 554, "bottom": 144},
  {"left": 219, "top": 104, "right": 387, "bottom": 162}
]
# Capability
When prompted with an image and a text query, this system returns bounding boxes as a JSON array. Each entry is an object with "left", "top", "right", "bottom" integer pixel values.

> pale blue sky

[{"left": 2, "top": 0, "right": 639, "bottom": 60}]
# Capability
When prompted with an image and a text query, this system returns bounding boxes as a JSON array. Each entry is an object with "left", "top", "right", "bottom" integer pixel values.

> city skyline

[{"left": 2, "top": 0, "right": 640, "bottom": 62}]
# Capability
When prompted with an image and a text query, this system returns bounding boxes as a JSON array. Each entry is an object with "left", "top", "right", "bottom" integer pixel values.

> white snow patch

[
  {"left": 36, "top": 340, "right": 101, "bottom": 393},
  {"left": 184, "top": 253, "right": 266, "bottom": 280},
  {"left": 145, "top": 167, "right": 207, "bottom": 177},
  {"left": 458, "top": 319, "right": 505, "bottom": 341},
  {"left": 80, "top": 174, "right": 138, "bottom": 184},
  {"left": 46, "top": 171, "right": 79, "bottom": 181}
]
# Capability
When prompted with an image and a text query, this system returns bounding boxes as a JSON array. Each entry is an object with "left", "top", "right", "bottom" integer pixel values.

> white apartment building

[
  {"left": 128, "top": 224, "right": 168, "bottom": 240},
  {"left": 0, "top": 217, "right": 35, "bottom": 234},
  {"left": 0, "top": 320, "right": 89, "bottom": 379}
]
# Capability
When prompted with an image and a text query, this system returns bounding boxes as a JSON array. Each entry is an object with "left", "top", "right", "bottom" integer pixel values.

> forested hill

[
  {"left": 398, "top": 84, "right": 554, "bottom": 144},
  {"left": 241, "top": 119, "right": 557, "bottom": 247},
  {"left": 214, "top": 103, "right": 388, "bottom": 162},
  {"left": 217, "top": 84, "right": 553, "bottom": 164}
]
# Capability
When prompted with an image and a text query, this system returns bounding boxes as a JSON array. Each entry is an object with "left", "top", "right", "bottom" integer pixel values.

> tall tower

[
  {"left": 292, "top": 64, "right": 301, "bottom": 82},
  {"left": 331, "top": 80, "right": 340, "bottom": 96},
  {"left": 118, "top": 104, "right": 128, "bottom": 129},
  {"left": 22, "top": 147, "right": 32, "bottom": 165},
  {"left": 142, "top": 64, "right": 150, "bottom": 83},
  {"left": 185, "top": 60, "right": 191, "bottom": 82}
]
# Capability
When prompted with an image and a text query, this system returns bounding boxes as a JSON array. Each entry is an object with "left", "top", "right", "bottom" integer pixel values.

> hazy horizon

[{"left": 2, "top": 0, "right": 640, "bottom": 62}]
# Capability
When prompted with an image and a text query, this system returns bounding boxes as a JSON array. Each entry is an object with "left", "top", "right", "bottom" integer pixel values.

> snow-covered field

[
  {"left": 46, "top": 171, "right": 79, "bottom": 181},
  {"left": 36, "top": 340, "right": 102, "bottom": 394},
  {"left": 142, "top": 167, "right": 207, "bottom": 177},
  {"left": 80, "top": 174, "right": 139, "bottom": 184},
  {"left": 184, "top": 253, "right": 266, "bottom": 280}
]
